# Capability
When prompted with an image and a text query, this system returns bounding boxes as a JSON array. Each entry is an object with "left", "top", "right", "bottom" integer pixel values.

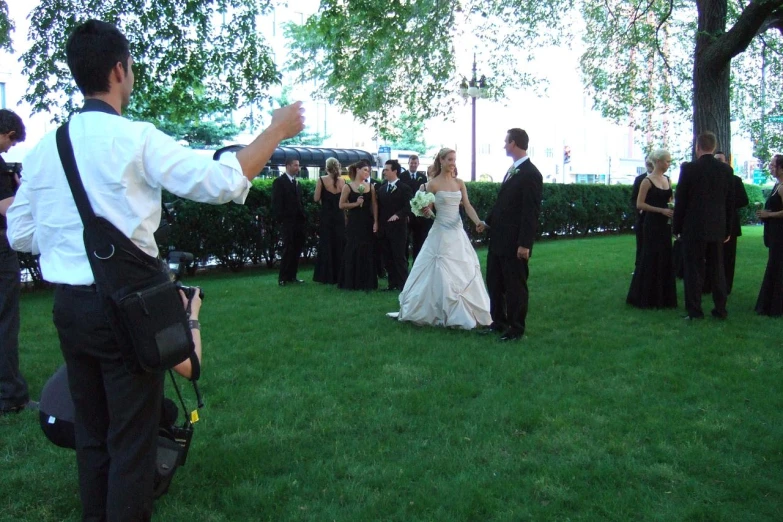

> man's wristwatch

[{"left": 188, "top": 319, "right": 200, "bottom": 331}]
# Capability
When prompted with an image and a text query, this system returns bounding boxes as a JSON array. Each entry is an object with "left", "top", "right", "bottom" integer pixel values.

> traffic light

[{"left": 563, "top": 146, "right": 571, "bottom": 164}]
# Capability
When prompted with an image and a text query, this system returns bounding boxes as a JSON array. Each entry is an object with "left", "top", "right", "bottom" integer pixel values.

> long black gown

[
  {"left": 755, "top": 187, "right": 783, "bottom": 316},
  {"left": 313, "top": 182, "right": 345, "bottom": 284},
  {"left": 338, "top": 185, "right": 378, "bottom": 290},
  {"left": 627, "top": 180, "right": 677, "bottom": 308}
]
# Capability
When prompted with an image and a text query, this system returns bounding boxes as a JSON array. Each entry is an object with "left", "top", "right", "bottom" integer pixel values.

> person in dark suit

[
  {"left": 672, "top": 132, "right": 735, "bottom": 319},
  {"left": 478, "top": 128, "right": 543, "bottom": 341},
  {"left": 703, "top": 152, "right": 749, "bottom": 295},
  {"left": 376, "top": 160, "right": 412, "bottom": 291},
  {"left": 630, "top": 157, "right": 654, "bottom": 270},
  {"left": 400, "top": 154, "right": 432, "bottom": 260},
  {"left": 271, "top": 159, "right": 307, "bottom": 286}
]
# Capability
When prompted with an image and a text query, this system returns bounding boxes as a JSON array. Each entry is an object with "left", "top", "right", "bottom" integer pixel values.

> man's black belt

[{"left": 57, "top": 283, "right": 98, "bottom": 293}]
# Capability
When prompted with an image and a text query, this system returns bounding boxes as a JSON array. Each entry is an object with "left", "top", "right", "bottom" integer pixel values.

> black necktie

[{"left": 387, "top": 184, "right": 392, "bottom": 193}]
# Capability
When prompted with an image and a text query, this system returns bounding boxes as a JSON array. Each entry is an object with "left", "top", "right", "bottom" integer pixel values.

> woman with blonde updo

[
  {"left": 390, "top": 147, "right": 491, "bottom": 329},
  {"left": 313, "top": 157, "right": 346, "bottom": 283},
  {"left": 626, "top": 148, "right": 677, "bottom": 308},
  {"left": 337, "top": 160, "right": 378, "bottom": 290}
]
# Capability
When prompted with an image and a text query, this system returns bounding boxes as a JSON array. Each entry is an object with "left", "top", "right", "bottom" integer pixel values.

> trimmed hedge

[{"left": 18, "top": 180, "right": 771, "bottom": 277}]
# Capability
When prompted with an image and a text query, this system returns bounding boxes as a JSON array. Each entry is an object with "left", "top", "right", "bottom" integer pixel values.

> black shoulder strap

[{"left": 56, "top": 122, "right": 97, "bottom": 225}]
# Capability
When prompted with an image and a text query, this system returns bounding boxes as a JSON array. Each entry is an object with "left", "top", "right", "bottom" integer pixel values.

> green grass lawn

[{"left": 2, "top": 227, "right": 781, "bottom": 521}]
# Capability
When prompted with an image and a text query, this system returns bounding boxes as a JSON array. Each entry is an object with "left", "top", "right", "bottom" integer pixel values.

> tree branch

[{"left": 703, "top": 0, "right": 783, "bottom": 69}]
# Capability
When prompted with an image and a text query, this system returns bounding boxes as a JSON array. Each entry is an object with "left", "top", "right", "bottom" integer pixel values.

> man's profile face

[
  {"left": 286, "top": 160, "right": 301, "bottom": 176},
  {"left": 383, "top": 164, "right": 398, "bottom": 180},
  {"left": 0, "top": 132, "right": 17, "bottom": 154},
  {"left": 504, "top": 134, "right": 514, "bottom": 157},
  {"left": 121, "top": 57, "right": 135, "bottom": 109},
  {"left": 409, "top": 158, "right": 419, "bottom": 173}
]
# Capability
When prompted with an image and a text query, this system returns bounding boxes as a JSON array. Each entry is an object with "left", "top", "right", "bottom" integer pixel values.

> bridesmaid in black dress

[
  {"left": 627, "top": 148, "right": 677, "bottom": 308},
  {"left": 313, "top": 157, "right": 346, "bottom": 284},
  {"left": 338, "top": 160, "right": 379, "bottom": 290},
  {"left": 755, "top": 154, "right": 783, "bottom": 316}
]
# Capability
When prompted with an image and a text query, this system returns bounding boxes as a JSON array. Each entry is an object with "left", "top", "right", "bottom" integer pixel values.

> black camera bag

[{"left": 55, "top": 122, "right": 196, "bottom": 374}]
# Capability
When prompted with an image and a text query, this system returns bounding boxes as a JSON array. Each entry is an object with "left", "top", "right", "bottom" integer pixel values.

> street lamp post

[{"left": 460, "top": 53, "right": 488, "bottom": 182}]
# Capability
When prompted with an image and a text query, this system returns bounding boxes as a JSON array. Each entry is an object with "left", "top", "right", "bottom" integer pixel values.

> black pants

[
  {"left": 410, "top": 216, "right": 433, "bottom": 261},
  {"left": 0, "top": 235, "right": 28, "bottom": 411},
  {"left": 486, "top": 250, "right": 529, "bottom": 335},
  {"left": 54, "top": 285, "right": 163, "bottom": 522},
  {"left": 278, "top": 220, "right": 306, "bottom": 282},
  {"left": 380, "top": 222, "right": 408, "bottom": 289},
  {"left": 682, "top": 239, "right": 727, "bottom": 318}
]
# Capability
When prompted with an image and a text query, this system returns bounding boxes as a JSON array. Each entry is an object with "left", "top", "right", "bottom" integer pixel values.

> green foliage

[
  {"left": 581, "top": 0, "right": 783, "bottom": 154},
  {"left": 379, "top": 112, "right": 427, "bottom": 153},
  {"left": 155, "top": 117, "right": 242, "bottom": 149},
  {"left": 0, "top": 0, "right": 12, "bottom": 52},
  {"left": 21, "top": 0, "right": 280, "bottom": 124},
  {"left": 285, "top": 0, "right": 570, "bottom": 133}
]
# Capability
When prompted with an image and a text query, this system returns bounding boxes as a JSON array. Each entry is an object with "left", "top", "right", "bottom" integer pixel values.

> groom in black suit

[
  {"left": 271, "top": 159, "right": 307, "bottom": 286},
  {"left": 479, "top": 128, "right": 543, "bottom": 341},
  {"left": 377, "top": 160, "right": 412, "bottom": 291},
  {"left": 672, "top": 131, "right": 735, "bottom": 319}
]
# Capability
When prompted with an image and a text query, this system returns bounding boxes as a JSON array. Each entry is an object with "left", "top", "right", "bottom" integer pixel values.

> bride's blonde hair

[{"left": 430, "top": 147, "right": 456, "bottom": 178}]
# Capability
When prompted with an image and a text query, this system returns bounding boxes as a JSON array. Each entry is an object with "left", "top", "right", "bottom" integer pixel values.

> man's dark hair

[
  {"left": 408, "top": 154, "right": 419, "bottom": 161},
  {"left": 696, "top": 131, "right": 718, "bottom": 153},
  {"left": 773, "top": 154, "right": 783, "bottom": 170},
  {"left": 385, "top": 159, "right": 401, "bottom": 174},
  {"left": 507, "top": 128, "right": 529, "bottom": 150},
  {"left": 285, "top": 158, "right": 300, "bottom": 167},
  {"left": 66, "top": 20, "right": 131, "bottom": 96},
  {"left": 0, "top": 109, "right": 26, "bottom": 142}
]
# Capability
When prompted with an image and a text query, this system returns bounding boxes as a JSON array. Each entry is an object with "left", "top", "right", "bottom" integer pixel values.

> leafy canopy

[{"left": 21, "top": 0, "right": 281, "bottom": 128}]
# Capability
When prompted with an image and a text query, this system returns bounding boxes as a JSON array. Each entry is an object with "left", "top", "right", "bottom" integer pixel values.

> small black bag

[{"left": 55, "top": 122, "right": 195, "bottom": 374}]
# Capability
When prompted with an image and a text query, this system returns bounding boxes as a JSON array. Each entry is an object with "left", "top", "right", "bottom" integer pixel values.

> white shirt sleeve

[
  {"left": 6, "top": 180, "right": 40, "bottom": 254},
  {"left": 140, "top": 126, "right": 251, "bottom": 205}
]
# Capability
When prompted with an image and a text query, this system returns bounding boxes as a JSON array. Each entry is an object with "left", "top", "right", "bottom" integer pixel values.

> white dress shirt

[
  {"left": 513, "top": 156, "right": 529, "bottom": 169},
  {"left": 7, "top": 105, "right": 251, "bottom": 285}
]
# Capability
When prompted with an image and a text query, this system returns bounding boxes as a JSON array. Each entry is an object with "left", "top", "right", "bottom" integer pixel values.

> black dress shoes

[
  {"left": 278, "top": 281, "right": 286, "bottom": 286},
  {"left": 710, "top": 309, "right": 728, "bottom": 320},
  {"left": 478, "top": 322, "right": 507, "bottom": 335},
  {"left": 0, "top": 400, "right": 38, "bottom": 416},
  {"left": 499, "top": 329, "right": 523, "bottom": 342}
]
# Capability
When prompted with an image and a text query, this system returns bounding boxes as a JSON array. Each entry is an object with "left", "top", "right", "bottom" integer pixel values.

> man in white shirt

[{"left": 6, "top": 19, "right": 303, "bottom": 522}]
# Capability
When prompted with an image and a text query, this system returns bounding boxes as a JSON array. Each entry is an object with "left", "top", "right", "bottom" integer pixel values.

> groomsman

[
  {"left": 272, "top": 159, "right": 307, "bottom": 286},
  {"left": 672, "top": 132, "right": 735, "bottom": 319},
  {"left": 703, "top": 151, "right": 749, "bottom": 295},
  {"left": 479, "top": 128, "right": 543, "bottom": 341},
  {"left": 376, "top": 160, "right": 412, "bottom": 291},
  {"left": 401, "top": 155, "right": 432, "bottom": 259}
]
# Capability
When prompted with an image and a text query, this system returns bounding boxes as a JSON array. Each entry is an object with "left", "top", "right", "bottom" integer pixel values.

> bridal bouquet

[{"left": 410, "top": 191, "right": 436, "bottom": 218}]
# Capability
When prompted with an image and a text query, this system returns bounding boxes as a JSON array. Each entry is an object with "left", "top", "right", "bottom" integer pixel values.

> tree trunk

[{"left": 692, "top": 0, "right": 731, "bottom": 158}]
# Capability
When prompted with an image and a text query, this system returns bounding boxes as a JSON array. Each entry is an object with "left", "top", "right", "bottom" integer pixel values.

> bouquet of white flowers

[{"left": 410, "top": 191, "right": 436, "bottom": 218}]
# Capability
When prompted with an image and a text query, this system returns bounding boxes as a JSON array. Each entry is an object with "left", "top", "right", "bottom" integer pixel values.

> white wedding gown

[{"left": 394, "top": 190, "right": 492, "bottom": 329}]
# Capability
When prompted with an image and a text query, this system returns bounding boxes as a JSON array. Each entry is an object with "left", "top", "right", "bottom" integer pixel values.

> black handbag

[{"left": 55, "top": 122, "right": 196, "bottom": 375}]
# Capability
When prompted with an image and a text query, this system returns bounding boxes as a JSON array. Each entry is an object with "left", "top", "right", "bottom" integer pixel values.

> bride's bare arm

[{"left": 458, "top": 180, "right": 481, "bottom": 225}]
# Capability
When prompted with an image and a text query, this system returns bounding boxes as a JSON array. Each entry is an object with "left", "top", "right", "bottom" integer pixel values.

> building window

[
  {"left": 575, "top": 174, "right": 606, "bottom": 184},
  {"left": 480, "top": 143, "right": 491, "bottom": 155},
  {"left": 0, "top": 82, "right": 6, "bottom": 109},
  {"left": 636, "top": 167, "right": 646, "bottom": 175},
  {"left": 545, "top": 147, "right": 553, "bottom": 158}
]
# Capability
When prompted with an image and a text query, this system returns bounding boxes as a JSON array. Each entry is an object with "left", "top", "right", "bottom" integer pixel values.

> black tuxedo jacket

[
  {"left": 271, "top": 174, "right": 306, "bottom": 223},
  {"left": 486, "top": 159, "right": 543, "bottom": 257},
  {"left": 672, "top": 154, "right": 734, "bottom": 242},
  {"left": 729, "top": 175, "right": 749, "bottom": 238},
  {"left": 376, "top": 181, "right": 412, "bottom": 232},
  {"left": 399, "top": 170, "right": 428, "bottom": 194}
]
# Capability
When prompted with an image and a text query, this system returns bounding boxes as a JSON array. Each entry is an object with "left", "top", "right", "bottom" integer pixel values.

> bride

[{"left": 391, "top": 148, "right": 492, "bottom": 329}]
